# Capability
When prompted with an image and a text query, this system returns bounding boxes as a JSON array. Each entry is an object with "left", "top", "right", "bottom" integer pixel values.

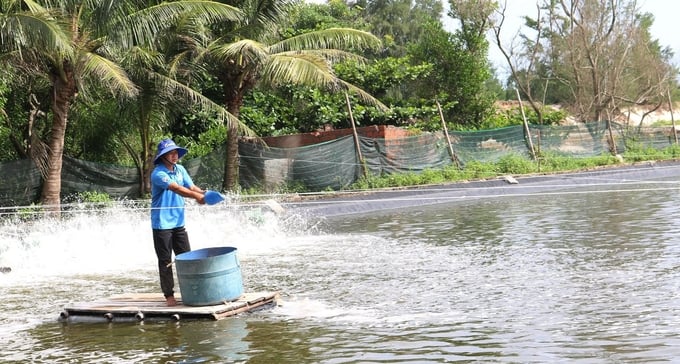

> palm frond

[
  {"left": 240, "top": 0, "right": 295, "bottom": 25},
  {"left": 233, "top": 0, "right": 295, "bottom": 41},
  {"left": 146, "top": 71, "right": 256, "bottom": 137},
  {"left": 338, "top": 80, "right": 389, "bottom": 111},
  {"left": 261, "top": 53, "right": 337, "bottom": 89},
  {"left": 128, "top": 46, "right": 164, "bottom": 70},
  {"left": 210, "top": 39, "right": 269, "bottom": 66},
  {"left": 114, "top": 1, "right": 244, "bottom": 49},
  {"left": 277, "top": 49, "right": 369, "bottom": 66},
  {"left": 167, "top": 49, "right": 200, "bottom": 79},
  {"left": 260, "top": 51, "right": 387, "bottom": 113},
  {"left": 0, "top": 11, "right": 73, "bottom": 59},
  {"left": 79, "top": 51, "right": 139, "bottom": 98},
  {"left": 269, "top": 28, "right": 382, "bottom": 53}
]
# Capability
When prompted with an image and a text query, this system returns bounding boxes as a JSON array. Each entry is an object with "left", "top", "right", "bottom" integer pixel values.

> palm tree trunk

[
  {"left": 142, "top": 140, "right": 155, "bottom": 195},
  {"left": 140, "top": 108, "right": 153, "bottom": 195},
  {"left": 221, "top": 77, "right": 245, "bottom": 192},
  {"left": 222, "top": 100, "right": 241, "bottom": 191},
  {"left": 42, "top": 68, "right": 77, "bottom": 215}
]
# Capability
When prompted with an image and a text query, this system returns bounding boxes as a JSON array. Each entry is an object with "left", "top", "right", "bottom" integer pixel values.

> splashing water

[{"left": 0, "top": 200, "right": 316, "bottom": 282}]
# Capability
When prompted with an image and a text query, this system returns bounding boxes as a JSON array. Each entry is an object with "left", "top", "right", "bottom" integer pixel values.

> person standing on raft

[{"left": 150, "top": 139, "right": 206, "bottom": 307}]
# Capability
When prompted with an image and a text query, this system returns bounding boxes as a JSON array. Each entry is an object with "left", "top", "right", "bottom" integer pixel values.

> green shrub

[
  {"left": 462, "top": 160, "right": 498, "bottom": 179},
  {"left": 62, "top": 191, "right": 113, "bottom": 211},
  {"left": 496, "top": 154, "right": 536, "bottom": 174},
  {"left": 17, "top": 203, "right": 44, "bottom": 221},
  {"left": 623, "top": 141, "right": 667, "bottom": 162}
]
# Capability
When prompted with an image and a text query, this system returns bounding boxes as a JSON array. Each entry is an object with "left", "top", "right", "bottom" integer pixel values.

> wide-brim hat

[{"left": 154, "top": 139, "right": 188, "bottom": 164}]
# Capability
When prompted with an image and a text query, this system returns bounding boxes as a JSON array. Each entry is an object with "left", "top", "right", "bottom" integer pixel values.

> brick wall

[{"left": 258, "top": 125, "right": 413, "bottom": 148}]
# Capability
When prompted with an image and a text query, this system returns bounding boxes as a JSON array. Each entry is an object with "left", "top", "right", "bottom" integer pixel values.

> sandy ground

[
  {"left": 495, "top": 101, "right": 679, "bottom": 126},
  {"left": 618, "top": 105, "right": 679, "bottom": 126}
]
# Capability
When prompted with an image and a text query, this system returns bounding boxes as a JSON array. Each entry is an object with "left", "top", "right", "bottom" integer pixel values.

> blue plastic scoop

[{"left": 204, "top": 190, "right": 226, "bottom": 205}]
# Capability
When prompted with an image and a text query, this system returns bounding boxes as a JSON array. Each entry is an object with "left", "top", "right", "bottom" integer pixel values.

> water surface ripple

[{"left": 1, "top": 182, "right": 680, "bottom": 362}]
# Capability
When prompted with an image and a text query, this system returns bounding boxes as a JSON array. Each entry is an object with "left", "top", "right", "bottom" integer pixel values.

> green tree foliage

[
  {"left": 281, "top": 0, "right": 368, "bottom": 36},
  {"left": 334, "top": 56, "right": 433, "bottom": 100},
  {"left": 66, "top": 98, "right": 132, "bottom": 165},
  {"left": 237, "top": 54, "right": 441, "bottom": 135},
  {"left": 0, "top": 66, "right": 46, "bottom": 162},
  {"left": 257, "top": 0, "right": 497, "bottom": 132},
  {"left": 408, "top": 21, "right": 495, "bottom": 127},
  {"left": 358, "top": 0, "right": 444, "bottom": 56},
  {"left": 479, "top": 106, "right": 567, "bottom": 130},
  {"left": 0, "top": 69, "right": 19, "bottom": 162}
]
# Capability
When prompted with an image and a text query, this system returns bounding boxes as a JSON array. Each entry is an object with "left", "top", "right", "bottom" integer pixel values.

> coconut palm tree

[
  {"left": 0, "top": 0, "right": 242, "bottom": 212},
  {"left": 189, "top": 0, "right": 386, "bottom": 191},
  {"left": 115, "top": 3, "right": 249, "bottom": 195}
]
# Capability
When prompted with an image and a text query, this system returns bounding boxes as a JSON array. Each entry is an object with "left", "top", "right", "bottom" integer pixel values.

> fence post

[
  {"left": 669, "top": 89, "right": 678, "bottom": 145},
  {"left": 344, "top": 92, "right": 368, "bottom": 178},
  {"left": 515, "top": 89, "right": 536, "bottom": 160},
  {"left": 436, "top": 99, "right": 461, "bottom": 168},
  {"left": 606, "top": 119, "right": 618, "bottom": 155}
]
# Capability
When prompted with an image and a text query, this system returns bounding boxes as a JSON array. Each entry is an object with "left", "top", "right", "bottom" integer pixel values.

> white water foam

[{"left": 0, "top": 201, "right": 312, "bottom": 286}]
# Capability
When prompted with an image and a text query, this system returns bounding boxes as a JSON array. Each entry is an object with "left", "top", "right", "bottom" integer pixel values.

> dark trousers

[{"left": 153, "top": 227, "right": 191, "bottom": 298}]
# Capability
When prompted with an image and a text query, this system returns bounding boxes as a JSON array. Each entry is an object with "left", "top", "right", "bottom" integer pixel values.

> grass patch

[{"left": 346, "top": 148, "right": 676, "bottom": 191}]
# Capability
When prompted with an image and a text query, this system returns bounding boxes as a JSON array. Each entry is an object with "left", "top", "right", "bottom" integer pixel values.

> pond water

[{"left": 2, "top": 170, "right": 680, "bottom": 363}]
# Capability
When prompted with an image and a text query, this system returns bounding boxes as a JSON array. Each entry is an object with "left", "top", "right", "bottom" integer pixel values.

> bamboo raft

[{"left": 60, "top": 291, "right": 279, "bottom": 321}]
